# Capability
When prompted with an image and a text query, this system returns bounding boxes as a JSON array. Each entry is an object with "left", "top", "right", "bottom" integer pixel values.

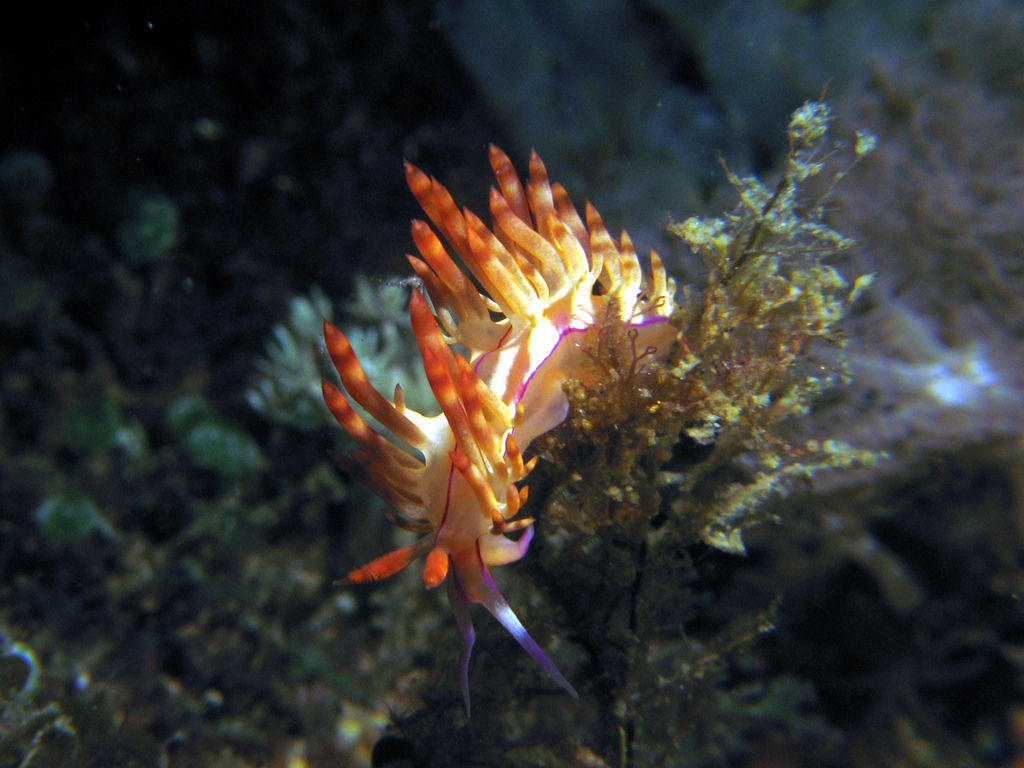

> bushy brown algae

[
  {"left": 538, "top": 101, "right": 879, "bottom": 553},
  {"left": 383, "top": 102, "right": 882, "bottom": 768}
]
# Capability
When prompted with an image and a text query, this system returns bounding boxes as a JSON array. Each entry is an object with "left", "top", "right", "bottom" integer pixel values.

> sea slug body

[{"left": 323, "top": 146, "right": 677, "bottom": 712}]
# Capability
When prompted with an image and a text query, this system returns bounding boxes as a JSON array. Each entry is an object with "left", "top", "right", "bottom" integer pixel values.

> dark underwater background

[{"left": 2, "top": 1, "right": 1023, "bottom": 766}]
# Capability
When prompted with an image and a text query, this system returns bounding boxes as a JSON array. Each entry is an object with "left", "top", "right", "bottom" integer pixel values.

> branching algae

[{"left": 323, "top": 101, "right": 881, "bottom": 763}]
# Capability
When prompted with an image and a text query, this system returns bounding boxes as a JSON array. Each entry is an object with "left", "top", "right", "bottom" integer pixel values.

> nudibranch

[{"left": 323, "top": 146, "right": 677, "bottom": 712}]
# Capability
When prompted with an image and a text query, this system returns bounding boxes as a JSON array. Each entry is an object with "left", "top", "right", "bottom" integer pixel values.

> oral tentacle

[
  {"left": 447, "top": 570, "right": 476, "bottom": 716},
  {"left": 472, "top": 552, "right": 578, "bottom": 700}
]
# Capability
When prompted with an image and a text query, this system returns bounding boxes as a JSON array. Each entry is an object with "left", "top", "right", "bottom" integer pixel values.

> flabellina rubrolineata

[{"left": 323, "top": 146, "right": 677, "bottom": 713}]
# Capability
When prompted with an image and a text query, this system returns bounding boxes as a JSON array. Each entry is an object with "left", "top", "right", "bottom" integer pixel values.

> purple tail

[{"left": 447, "top": 550, "right": 577, "bottom": 715}]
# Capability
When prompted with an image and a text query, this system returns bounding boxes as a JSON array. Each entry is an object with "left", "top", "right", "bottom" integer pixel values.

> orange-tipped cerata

[
  {"left": 423, "top": 546, "right": 450, "bottom": 589},
  {"left": 324, "top": 147, "right": 677, "bottom": 710}
]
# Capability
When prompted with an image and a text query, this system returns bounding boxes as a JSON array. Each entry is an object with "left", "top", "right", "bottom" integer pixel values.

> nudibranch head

[{"left": 324, "top": 146, "right": 677, "bottom": 712}]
